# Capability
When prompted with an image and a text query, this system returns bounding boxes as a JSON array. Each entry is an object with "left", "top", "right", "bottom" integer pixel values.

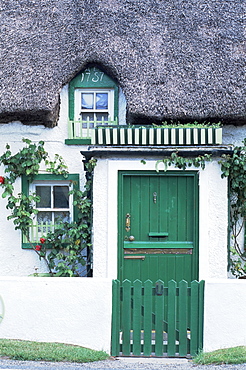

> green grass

[
  {"left": 0, "top": 339, "right": 109, "bottom": 363},
  {"left": 193, "top": 346, "right": 246, "bottom": 365}
]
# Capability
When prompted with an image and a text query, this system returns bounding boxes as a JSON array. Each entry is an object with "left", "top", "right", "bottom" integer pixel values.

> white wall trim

[{"left": 93, "top": 158, "right": 228, "bottom": 280}]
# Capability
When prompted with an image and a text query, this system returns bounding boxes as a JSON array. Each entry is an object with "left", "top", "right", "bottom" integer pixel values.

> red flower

[
  {"left": 35, "top": 245, "right": 42, "bottom": 251},
  {"left": 40, "top": 238, "right": 46, "bottom": 244},
  {"left": 0, "top": 176, "right": 5, "bottom": 184}
]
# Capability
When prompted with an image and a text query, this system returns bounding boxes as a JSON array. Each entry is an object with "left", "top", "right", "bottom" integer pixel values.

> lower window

[{"left": 22, "top": 174, "right": 79, "bottom": 248}]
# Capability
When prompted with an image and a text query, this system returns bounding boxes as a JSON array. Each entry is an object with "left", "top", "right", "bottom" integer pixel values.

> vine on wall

[
  {"left": 150, "top": 145, "right": 246, "bottom": 277},
  {"left": 0, "top": 138, "right": 246, "bottom": 278},
  {"left": 0, "top": 138, "right": 96, "bottom": 277},
  {"left": 219, "top": 140, "right": 246, "bottom": 277}
]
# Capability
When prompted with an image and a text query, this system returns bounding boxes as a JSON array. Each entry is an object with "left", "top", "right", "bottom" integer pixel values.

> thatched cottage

[{"left": 0, "top": 0, "right": 245, "bottom": 357}]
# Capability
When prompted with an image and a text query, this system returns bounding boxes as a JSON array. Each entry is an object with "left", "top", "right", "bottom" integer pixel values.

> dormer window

[
  {"left": 69, "top": 66, "right": 118, "bottom": 126},
  {"left": 66, "top": 66, "right": 126, "bottom": 144},
  {"left": 74, "top": 88, "right": 114, "bottom": 126}
]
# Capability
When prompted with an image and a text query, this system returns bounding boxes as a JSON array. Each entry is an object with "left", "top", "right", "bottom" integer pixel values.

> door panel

[{"left": 118, "top": 171, "right": 198, "bottom": 283}]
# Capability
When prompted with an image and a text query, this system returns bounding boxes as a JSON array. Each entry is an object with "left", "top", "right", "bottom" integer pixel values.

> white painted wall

[
  {"left": 93, "top": 158, "right": 228, "bottom": 280},
  {"left": 223, "top": 125, "right": 246, "bottom": 147},
  {"left": 203, "top": 279, "right": 246, "bottom": 352},
  {"left": 0, "top": 277, "right": 245, "bottom": 355},
  {"left": 0, "top": 85, "right": 88, "bottom": 276},
  {"left": 1, "top": 82, "right": 246, "bottom": 354},
  {"left": 0, "top": 83, "right": 128, "bottom": 277},
  {"left": 0, "top": 277, "right": 112, "bottom": 353}
]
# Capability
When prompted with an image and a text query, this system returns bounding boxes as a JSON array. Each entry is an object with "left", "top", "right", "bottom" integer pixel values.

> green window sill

[{"left": 65, "top": 139, "right": 91, "bottom": 145}]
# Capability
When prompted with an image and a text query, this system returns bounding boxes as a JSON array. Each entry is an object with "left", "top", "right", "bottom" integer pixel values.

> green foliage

[
  {"left": 6, "top": 192, "right": 40, "bottom": 232},
  {"left": 154, "top": 120, "right": 221, "bottom": 128},
  {"left": 219, "top": 139, "right": 246, "bottom": 277},
  {"left": 45, "top": 153, "right": 68, "bottom": 176},
  {"left": 230, "top": 248, "right": 246, "bottom": 278},
  {"left": 153, "top": 140, "right": 246, "bottom": 277},
  {"left": 0, "top": 139, "right": 96, "bottom": 277},
  {"left": 0, "top": 139, "right": 48, "bottom": 197},
  {"left": 193, "top": 346, "right": 246, "bottom": 365},
  {"left": 0, "top": 339, "right": 109, "bottom": 362},
  {"left": 42, "top": 177, "right": 95, "bottom": 277},
  {"left": 155, "top": 152, "right": 212, "bottom": 172}
]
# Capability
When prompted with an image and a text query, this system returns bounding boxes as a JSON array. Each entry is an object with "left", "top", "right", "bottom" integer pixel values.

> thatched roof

[{"left": 0, "top": 0, "right": 245, "bottom": 127}]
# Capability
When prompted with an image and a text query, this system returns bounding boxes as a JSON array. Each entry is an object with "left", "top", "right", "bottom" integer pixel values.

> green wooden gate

[
  {"left": 118, "top": 171, "right": 199, "bottom": 284},
  {"left": 111, "top": 279, "right": 204, "bottom": 358}
]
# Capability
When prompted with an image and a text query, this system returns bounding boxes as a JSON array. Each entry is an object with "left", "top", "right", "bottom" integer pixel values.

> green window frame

[
  {"left": 68, "top": 66, "right": 119, "bottom": 123},
  {"left": 21, "top": 173, "right": 80, "bottom": 249}
]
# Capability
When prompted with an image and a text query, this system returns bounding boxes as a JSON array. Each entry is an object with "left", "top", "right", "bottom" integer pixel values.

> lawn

[
  {"left": 0, "top": 339, "right": 109, "bottom": 363},
  {"left": 193, "top": 346, "right": 246, "bottom": 365}
]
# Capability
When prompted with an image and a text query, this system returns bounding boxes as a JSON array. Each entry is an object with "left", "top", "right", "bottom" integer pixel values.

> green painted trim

[
  {"left": 65, "top": 139, "right": 91, "bottom": 145},
  {"left": 21, "top": 173, "right": 80, "bottom": 249},
  {"left": 111, "top": 279, "right": 120, "bottom": 356},
  {"left": 117, "top": 170, "right": 199, "bottom": 282},
  {"left": 228, "top": 182, "right": 231, "bottom": 271},
  {"left": 244, "top": 228, "right": 246, "bottom": 251},
  {"left": 198, "top": 280, "right": 205, "bottom": 352},
  {"left": 194, "top": 172, "right": 199, "bottom": 280},
  {"left": 92, "top": 126, "right": 222, "bottom": 146},
  {"left": 22, "top": 243, "right": 33, "bottom": 249},
  {"left": 68, "top": 67, "right": 119, "bottom": 122},
  {"left": 124, "top": 241, "right": 194, "bottom": 248},
  {"left": 149, "top": 232, "right": 168, "bottom": 237}
]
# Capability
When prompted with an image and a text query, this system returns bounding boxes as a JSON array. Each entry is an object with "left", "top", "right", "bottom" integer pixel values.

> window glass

[
  {"left": 23, "top": 174, "right": 80, "bottom": 249},
  {"left": 55, "top": 211, "right": 70, "bottom": 222},
  {"left": 96, "top": 113, "right": 109, "bottom": 122},
  {"left": 37, "top": 211, "right": 52, "bottom": 224},
  {"left": 96, "top": 93, "right": 108, "bottom": 109},
  {"left": 54, "top": 186, "right": 69, "bottom": 208},
  {"left": 36, "top": 186, "right": 51, "bottom": 208},
  {"left": 75, "top": 88, "right": 114, "bottom": 125},
  {"left": 34, "top": 184, "right": 71, "bottom": 228},
  {"left": 81, "top": 113, "right": 94, "bottom": 122},
  {"left": 81, "top": 93, "right": 94, "bottom": 109}
]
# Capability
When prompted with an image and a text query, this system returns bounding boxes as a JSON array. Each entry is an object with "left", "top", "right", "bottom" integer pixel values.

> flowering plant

[{"left": 0, "top": 139, "right": 95, "bottom": 277}]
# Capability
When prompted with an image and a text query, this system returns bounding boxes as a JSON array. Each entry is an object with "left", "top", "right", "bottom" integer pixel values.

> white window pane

[
  {"left": 96, "top": 113, "right": 109, "bottom": 123},
  {"left": 81, "top": 113, "right": 94, "bottom": 121},
  {"left": 36, "top": 186, "right": 51, "bottom": 208},
  {"left": 54, "top": 186, "right": 69, "bottom": 208},
  {"left": 81, "top": 113, "right": 95, "bottom": 128},
  {"left": 37, "top": 211, "right": 52, "bottom": 224},
  {"left": 55, "top": 211, "right": 70, "bottom": 223},
  {"left": 96, "top": 93, "right": 108, "bottom": 109},
  {"left": 81, "top": 93, "right": 94, "bottom": 109}
]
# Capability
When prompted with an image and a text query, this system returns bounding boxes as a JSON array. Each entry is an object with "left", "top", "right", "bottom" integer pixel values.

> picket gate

[{"left": 111, "top": 279, "right": 204, "bottom": 358}]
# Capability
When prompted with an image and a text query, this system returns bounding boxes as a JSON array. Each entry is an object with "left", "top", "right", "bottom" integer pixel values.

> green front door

[{"left": 118, "top": 171, "right": 199, "bottom": 283}]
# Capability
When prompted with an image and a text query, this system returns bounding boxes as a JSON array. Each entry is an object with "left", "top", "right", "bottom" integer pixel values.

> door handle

[
  {"left": 153, "top": 192, "right": 157, "bottom": 203},
  {"left": 125, "top": 213, "right": 131, "bottom": 232}
]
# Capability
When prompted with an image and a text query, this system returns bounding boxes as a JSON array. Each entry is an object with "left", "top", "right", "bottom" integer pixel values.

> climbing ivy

[
  {"left": 154, "top": 152, "right": 212, "bottom": 171},
  {"left": 159, "top": 144, "right": 246, "bottom": 277},
  {"left": 0, "top": 138, "right": 96, "bottom": 277},
  {"left": 149, "top": 144, "right": 246, "bottom": 278},
  {"left": 219, "top": 139, "right": 246, "bottom": 277},
  {"left": 1, "top": 137, "right": 246, "bottom": 277}
]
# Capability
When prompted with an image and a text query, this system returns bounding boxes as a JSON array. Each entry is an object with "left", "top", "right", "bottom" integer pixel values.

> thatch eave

[{"left": 0, "top": 0, "right": 245, "bottom": 127}]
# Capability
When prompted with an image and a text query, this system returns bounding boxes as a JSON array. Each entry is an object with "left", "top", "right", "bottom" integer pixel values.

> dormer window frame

[
  {"left": 69, "top": 67, "right": 119, "bottom": 124},
  {"left": 74, "top": 87, "right": 115, "bottom": 125}
]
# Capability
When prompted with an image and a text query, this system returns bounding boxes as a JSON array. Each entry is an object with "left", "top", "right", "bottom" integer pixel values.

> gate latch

[{"left": 155, "top": 282, "right": 164, "bottom": 296}]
